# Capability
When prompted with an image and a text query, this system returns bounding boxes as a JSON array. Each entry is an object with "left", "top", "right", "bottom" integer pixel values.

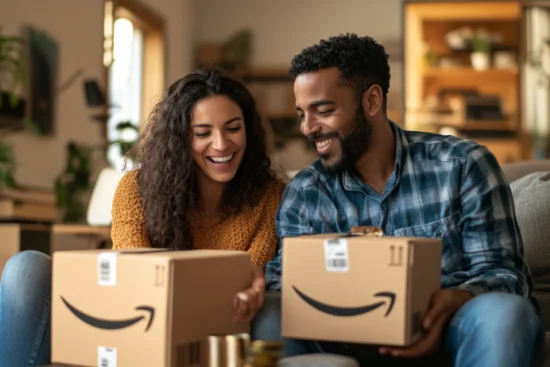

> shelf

[
  {"left": 405, "top": 2, "right": 520, "bottom": 21},
  {"left": 424, "top": 67, "right": 517, "bottom": 79},
  {"left": 427, "top": 120, "right": 516, "bottom": 132},
  {"left": 264, "top": 111, "right": 297, "bottom": 120},
  {"left": 234, "top": 67, "right": 292, "bottom": 82}
]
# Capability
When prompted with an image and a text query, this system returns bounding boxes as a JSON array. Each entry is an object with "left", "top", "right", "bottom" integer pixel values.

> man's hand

[
  {"left": 379, "top": 289, "right": 473, "bottom": 358},
  {"left": 233, "top": 265, "right": 266, "bottom": 323}
]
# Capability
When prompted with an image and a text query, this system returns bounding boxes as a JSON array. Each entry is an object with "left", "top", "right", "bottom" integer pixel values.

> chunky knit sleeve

[
  {"left": 247, "top": 179, "right": 286, "bottom": 268},
  {"left": 110, "top": 170, "right": 152, "bottom": 249}
]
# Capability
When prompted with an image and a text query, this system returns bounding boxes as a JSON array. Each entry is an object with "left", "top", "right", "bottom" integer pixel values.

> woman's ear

[{"left": 361, "top": 85, "right": 384, "bottom": 117}]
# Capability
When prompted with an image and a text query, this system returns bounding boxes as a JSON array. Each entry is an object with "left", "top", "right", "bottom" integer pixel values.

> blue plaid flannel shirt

[{"left": 265, "top": 122, "right": 534, "bottom": 302}]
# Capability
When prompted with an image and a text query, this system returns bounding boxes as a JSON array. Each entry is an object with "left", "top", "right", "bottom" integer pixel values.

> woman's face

[{"left": 191, "top": 95, "right": 247, "bottom": 184}]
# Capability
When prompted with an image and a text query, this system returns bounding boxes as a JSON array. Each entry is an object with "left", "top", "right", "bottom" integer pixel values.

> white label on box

[
  {"left": 324, "top": 238, "right": 349, "bottom": 272},
  {"left": 97, "top": 252, "right": 118, "bottom": 286},
  {"left": 98, "top": 346, "right": 117, "bottom": 367}
]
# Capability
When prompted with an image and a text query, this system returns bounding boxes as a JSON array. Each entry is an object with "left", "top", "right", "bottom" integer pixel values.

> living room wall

[
  {"left": 0, "top": 0, "right": 193, "bottom": 189},
  {"left": 193, "top": 0, "right": 404, "bottom": 109}
]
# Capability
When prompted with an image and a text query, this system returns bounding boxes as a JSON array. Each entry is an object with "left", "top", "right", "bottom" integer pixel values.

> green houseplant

[
  {"left": 55, "top": 141, "right": 93, "bottom": 223},
  {"left": 0, "top": 28, "right": 25, "bottom": 189},
  {"left": 54, "top": 121, "right": 140, "bottom": 223},
  {"left": 0, "top": 28, "right": 42, "bottom": 189},
  {"left": 109, "top": 120, "right": 139, "bottom": 157},
  {"left": 470, "top": 36, "right": 491, "bottom": 71},
  {"left": 0, "top": 27, "right": 26, "bottom": 114}
]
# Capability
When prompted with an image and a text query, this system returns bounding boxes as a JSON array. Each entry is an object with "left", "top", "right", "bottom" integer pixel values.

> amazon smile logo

[
  {"left": 292, "top": 286, "right": 396, "bottom": 317},
  {"left": 61, "top": 296, "right": 155, "bottom": 331}
]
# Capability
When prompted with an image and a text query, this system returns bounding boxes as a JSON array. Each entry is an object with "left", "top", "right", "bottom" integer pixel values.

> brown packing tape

[
  {"left": 325, "top": 226, "right": 385, "bottom": 241},
  {"left": 349, "top": 226, "right": 385, "bottom": 237}
]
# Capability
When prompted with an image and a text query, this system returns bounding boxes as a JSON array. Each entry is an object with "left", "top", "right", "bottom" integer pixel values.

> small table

[{"left": 0, "top": 223, "right": 111, "bottom": 273}]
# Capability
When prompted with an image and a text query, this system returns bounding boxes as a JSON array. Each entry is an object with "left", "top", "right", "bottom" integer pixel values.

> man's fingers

[
  {"left": 422, "top": 304, "right": 443, "bottom": 330},
  {"left": 382, "top": 310, "right": 449, "bottom": 358},
  {"left": 252, "top": 276, "right": 266, "bottom": 293},
  {"left": 423, "top": 290, "right": 450, "bottom": 329},
  {"left": 233, "top": 296, "right": 249, "bottom": 321},
  {"left": 233, "top": 266, "right": 267, "bottom": 323},
  {"left": 233, "top": 288, "right": 262, "bottom": 323}
]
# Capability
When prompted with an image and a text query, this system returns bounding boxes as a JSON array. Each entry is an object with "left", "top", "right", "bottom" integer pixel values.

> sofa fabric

[
  {"left": 502, "top": 159, "right": 550, "bottom": 183},
  {"left": 509, "top": 171, "right": 550, "bottom": 329},
  {"left": 504, "top": 166, "right": 550, "bottom": 367}
]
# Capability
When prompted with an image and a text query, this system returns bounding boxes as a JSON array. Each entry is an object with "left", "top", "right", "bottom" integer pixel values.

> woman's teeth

[
  {"left": 210, "top": 154, "right": 233, "bottom": 163},
  {"left": 316, "top": 138, "right": 335, "bottom": 148}
]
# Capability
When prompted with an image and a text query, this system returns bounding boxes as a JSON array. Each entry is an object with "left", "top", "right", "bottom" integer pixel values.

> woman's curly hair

[{"left": 127, "top": 67, "right": 275, "bottom": 250}]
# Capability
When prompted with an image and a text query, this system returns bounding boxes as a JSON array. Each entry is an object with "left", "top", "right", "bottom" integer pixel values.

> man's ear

[{"left": 361, "top": 85, "right": 384, "bottom": 117}]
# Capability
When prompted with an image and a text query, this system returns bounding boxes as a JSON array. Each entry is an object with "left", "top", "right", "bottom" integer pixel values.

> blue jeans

[
  {"left": 0, "top": 251, "right": 52, "bottom": 366},
  {"left": 252, "top": 291, "right": 546, "bottom": 367}
]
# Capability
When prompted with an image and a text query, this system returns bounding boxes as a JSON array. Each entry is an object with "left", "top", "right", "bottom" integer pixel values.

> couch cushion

[
  {"left": 502, "top": 159, "right": 550, "bottom": 183},
  {"left": 510, "top": 171, "right": 550, "bottom": 330}
]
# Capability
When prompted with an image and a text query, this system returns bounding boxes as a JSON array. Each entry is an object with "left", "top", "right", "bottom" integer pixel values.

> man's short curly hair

[{"left": 289, "top": 33, "right": 391, "bottom": 111}]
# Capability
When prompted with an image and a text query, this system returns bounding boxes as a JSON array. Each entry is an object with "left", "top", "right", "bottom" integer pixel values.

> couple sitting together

[{"left": 0, "top": 34, "right": 545, "bottom": 367}]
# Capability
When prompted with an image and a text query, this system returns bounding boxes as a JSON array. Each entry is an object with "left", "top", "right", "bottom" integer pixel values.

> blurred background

[{"left": 0, "top": 0, "right": 548, "bottom": 228}]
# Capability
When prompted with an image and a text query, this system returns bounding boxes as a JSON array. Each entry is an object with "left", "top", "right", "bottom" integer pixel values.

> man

[{"left": 257, "top": 34, "right": 545, "bottom": 366}]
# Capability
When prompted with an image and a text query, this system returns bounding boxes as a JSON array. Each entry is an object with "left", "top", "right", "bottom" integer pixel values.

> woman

[{"left": 0, "top": 67, "right": 285, "bottom": 366}]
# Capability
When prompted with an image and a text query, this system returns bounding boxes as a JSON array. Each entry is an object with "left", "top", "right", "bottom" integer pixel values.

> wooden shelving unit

[
  {"left": 404, "top": 1, "right": 528, "bottom": 165},
  {"left": 423, "top": 67, "right": 518, "bottom": 78}
]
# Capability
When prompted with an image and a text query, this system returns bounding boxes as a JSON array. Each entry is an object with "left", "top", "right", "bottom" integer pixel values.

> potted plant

[
  {"left": 53, "top": 121, "right": 140, "bottom": 223},
  {"left": 0, "top": 28, "right": 26, "bottom": 121},
  {"left": 470, "top": 36, "right": 491, "bottom": 71},
  {"left": 55, "top": 141, "right": 94, "bottom": 223},
  {"left": 109, "top": 120, "right": 139, "bottom": 157}
]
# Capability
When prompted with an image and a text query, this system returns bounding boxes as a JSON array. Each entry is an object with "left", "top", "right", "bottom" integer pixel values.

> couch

[
  {"left": 503, "top": 160, "right": 550, "bottom": 367},
  {"left": 277, "top": 159, "right": 550, "bottom": 367}
]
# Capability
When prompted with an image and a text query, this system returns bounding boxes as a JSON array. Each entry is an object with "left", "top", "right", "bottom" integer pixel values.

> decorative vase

[{"left": 471, "top": 52, "right": 490, "bottom": 71}]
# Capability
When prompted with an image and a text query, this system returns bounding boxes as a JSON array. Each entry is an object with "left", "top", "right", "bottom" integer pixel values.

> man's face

[{"left": 294, "top": 67, "right": 372, "bottom": 175}]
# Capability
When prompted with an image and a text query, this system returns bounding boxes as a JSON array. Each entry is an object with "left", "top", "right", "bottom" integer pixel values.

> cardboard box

[
  {"left": 52, "top": 248, "right": 252, "bottom": 367},
  {"left": 281, "top": 233, "right": 442, "bottom": 346}
]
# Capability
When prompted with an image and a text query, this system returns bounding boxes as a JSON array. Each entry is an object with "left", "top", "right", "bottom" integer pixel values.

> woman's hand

[{"left": 233, "top": 265, "right": 266, "bottom": 323}]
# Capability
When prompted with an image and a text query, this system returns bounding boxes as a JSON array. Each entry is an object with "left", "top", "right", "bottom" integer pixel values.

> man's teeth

[
  {"left": 316, "top": 138, "right": 335, "bottom": 148},
  {"left": 211, "top": 154, "right": 233, "bottom": 163}
]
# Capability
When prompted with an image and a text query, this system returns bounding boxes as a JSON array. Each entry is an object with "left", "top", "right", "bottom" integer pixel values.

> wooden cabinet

[
  {"left": 477, "top": 138, "right": 523, "bottom": 166},
  {"left": 404, "top": 1, "right": 528, "bottom": 163}
]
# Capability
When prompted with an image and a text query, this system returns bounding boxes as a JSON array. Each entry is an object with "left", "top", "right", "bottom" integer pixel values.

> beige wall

[
  {"left": 193, "top": 0, "right": 404, "bottom": 109},
  {"left": 0, "top": 0, "right": 193, "bottom": 189}
]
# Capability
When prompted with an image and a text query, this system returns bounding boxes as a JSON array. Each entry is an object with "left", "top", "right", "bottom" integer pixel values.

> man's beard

[{"left": 310, "top": 106, "right": 372, "bottom": 175}]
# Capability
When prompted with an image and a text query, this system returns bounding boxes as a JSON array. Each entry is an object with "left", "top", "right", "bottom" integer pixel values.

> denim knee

[
  {"left": 251, "top": 291, "right": 282, "bottom": 341},
  {"left": 1, "top": 251, "right": 52, "bottom": 307},
  {"left": 463, "top": 293, "right": 541, "bottom": 331},
  {"left": 450, "top": 292, "right": 544, "bottom": 348},
  {"left": 446, "top": 292, "right": 545, "bottom": 366}
]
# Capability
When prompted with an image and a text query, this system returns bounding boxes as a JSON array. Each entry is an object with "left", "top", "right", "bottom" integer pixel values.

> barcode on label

[
  {"left": 100, "top": 261, "right": 110, "bottom": 281},
  {"left": 176, "top": 341, "right": 202, "bottom": 367},
  {"left": 98, "top": 346, "right": 117, "bottom": 367},
  {"left": 326, "top": 258, "right": 348, "bottom": 269},
  {"left": 324, "top": 238, "right": 349, "bottom": 272},
  {"left": 97, "top": 252, "right": 118, "bottom": 286}
]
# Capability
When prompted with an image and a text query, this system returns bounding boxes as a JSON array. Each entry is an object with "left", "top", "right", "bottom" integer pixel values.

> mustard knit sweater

[{"left": 110, "top": 170, "right": 285, "bottom": 268}]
